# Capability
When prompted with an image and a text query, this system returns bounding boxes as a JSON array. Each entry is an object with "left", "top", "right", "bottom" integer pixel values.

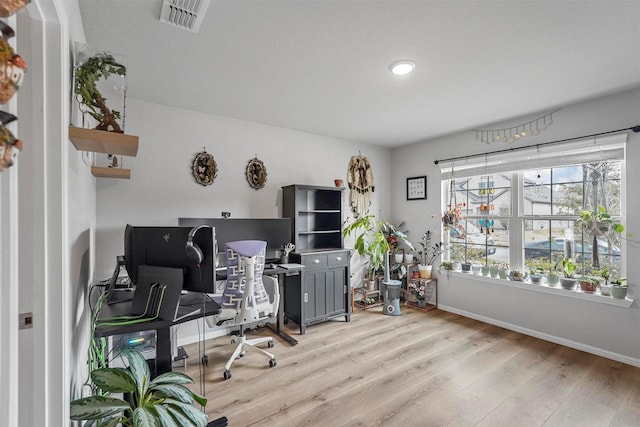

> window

[{"left": 440, "top": 135, "right": 626, "bottom": 278}]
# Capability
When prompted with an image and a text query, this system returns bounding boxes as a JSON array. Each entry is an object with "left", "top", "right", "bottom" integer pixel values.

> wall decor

[
  {"left": 192, "top": 149, "right": 217, "bottom": 186},
  {"left": 0, "top": 21, "right": 27, "bottom": 104},
  {"left": 406, "top": 176, "right": 426, "bottom": 200},
  {"left": 347, "top": 153, "right": 374, "bottom": 217},
  {"left": 0, "top": 0, "right": 30, "bottom": 17},
  {"left": 0, "top": 111, "right": 22, "bottom": 171},
  {"left": 246, "top": 156, "right": 267, "bottom": 189}
]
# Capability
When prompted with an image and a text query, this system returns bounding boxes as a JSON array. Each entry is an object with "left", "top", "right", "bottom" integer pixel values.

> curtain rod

[{"left": 433, "top": 125, "right": 640, "bottom": 165}]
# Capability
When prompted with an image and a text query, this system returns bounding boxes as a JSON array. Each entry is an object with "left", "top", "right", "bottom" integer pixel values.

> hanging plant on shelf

[{"left": 74, "top": 52, "right": 126, "bottom": 133}]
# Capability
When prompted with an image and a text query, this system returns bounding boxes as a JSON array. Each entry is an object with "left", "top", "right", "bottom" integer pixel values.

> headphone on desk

[{"left": 185, "top": 225, "right": 209, "bottom": 265}]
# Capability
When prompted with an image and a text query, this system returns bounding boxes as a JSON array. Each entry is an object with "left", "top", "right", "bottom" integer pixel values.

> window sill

[{"left": 443, "top": 271, "right": 633, "bottom": 308}]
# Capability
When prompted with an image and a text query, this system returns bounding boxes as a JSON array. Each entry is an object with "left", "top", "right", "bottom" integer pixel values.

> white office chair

[{"left": 213, "top": 240, "right": 279, "bottom": 380}]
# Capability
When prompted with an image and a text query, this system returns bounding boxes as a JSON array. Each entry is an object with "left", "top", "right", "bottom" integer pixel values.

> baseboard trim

[{"left": 438, "top": 304, "right": 640, "bottom": 368}]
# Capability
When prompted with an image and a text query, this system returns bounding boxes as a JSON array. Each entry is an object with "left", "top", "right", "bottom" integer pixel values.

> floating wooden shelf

[
  {"left": 91, "top": 166, "right": 131, "bottom": 179},
  {"left": 68, "top": 126, "right": 139, "bottom": 157}
]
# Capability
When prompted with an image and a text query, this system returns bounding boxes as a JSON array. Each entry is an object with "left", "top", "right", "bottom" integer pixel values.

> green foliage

[
  {"left": 416, "top": 230, "right": 446, "bottom": 266},
  {"left": 70, "top": 349, "right": 207, "bottom": 427},
  {"left": 343, "top": 215, "right": 414, "bottom": 277},
  {"left": 557, "top": 257, "right": 577, "bottom": 278},
  {"left": 74, "top": 53, "right": 126, "bottom": 128}
]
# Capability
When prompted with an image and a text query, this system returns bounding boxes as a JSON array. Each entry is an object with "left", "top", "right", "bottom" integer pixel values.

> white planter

[
  {"left": 404, "top": 254, "right": 413, "bottom": 264},
  {"left": 418, "top": 264, "right": 432, "bottom": 279},
  {"left": 394, "top": 254, "right": 404, "bottom": 264}
]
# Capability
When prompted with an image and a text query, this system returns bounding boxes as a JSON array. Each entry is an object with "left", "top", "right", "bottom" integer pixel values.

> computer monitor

[
  {"left": 177, "top": 218, "right": 292, "bottom": 262},
  {"left": 123, "top": 224, "right": 216, "bottom": 294}
]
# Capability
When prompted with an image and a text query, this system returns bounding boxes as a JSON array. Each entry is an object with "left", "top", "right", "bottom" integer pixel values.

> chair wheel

[
  {"left": 240, "top": 350, "right": 246, "bottom": 357},
  {"left": 268, "top": 340, "right": 274, "bottom": 348},
  {"left": 201, "top": 355, "right": 208, "bottom": 365},
  {"left": 269, "top": 358, "right": 277, "bottom": 368},
  {"left": 223, "top": 370, "right": 232, "bottom": 380}
]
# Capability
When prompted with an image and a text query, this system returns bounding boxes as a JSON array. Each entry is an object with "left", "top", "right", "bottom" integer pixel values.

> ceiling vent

[{"left": 159, "top": 0, "right": 211, "bottom": 33}]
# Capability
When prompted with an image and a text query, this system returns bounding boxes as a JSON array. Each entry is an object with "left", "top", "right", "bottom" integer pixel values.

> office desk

[
  {"left": 263, "top": 264, "right": 304, "bottom": 346},
  {"left": 94, "top": 294, "right": 221, "bottom": 376}
]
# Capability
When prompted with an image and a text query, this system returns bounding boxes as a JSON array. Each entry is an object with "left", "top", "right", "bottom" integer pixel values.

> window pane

[
  {"left": 523, "top": 185, "right": 551, "bottom": 215},
  {"left": 448, "top": 219, "right": 508, "bottom": 266},
  {"left": 552, "top": 165, "right": 582, "bottom": 184},
  {"left": 552, "top": 183, "right": 582, "bottom": 215}
]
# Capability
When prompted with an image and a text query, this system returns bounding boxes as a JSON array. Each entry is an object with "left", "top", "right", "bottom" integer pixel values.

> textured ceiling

[{"left": 78, "top": 0, "right": 640, "bottom": 147}]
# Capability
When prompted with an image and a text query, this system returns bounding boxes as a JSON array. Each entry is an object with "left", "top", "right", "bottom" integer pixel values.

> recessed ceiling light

[{"left": 389, "top": 60, "right": 415, "bottom": 76}]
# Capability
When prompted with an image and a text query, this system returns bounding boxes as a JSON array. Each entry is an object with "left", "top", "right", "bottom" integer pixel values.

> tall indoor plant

[{"left": 343, "top": 214, "right": 414, "bottom": 286}]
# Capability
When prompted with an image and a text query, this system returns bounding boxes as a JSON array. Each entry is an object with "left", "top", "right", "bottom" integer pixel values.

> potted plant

[
  {"left": 577, "top": 276, "right": 599, "bottom": 293},
  {"left": 498, "top": 262, "right": 509, "bottom": 279},
  {"left": 509, "top": 269, "right": 527, "bottom": 282},
  {"left": 610, "top": 277, "right": 628, "bottom": 299},
  {"left": 594, "top": 265, "right": 612, "bottom": 296},
  {"left": 557, "top": 257, "right": 577, "bottom": 290},
  {"left": 70, "top": 349, "right": 208, "bottom": 426},
  {"left": 343, "top": 215, "right": 414, "bottom": 287},
  {"left": 415, "top": 230, "right": 446, "bottom": 279}
]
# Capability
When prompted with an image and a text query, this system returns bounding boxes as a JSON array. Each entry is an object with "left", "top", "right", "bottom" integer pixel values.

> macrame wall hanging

[{"left": 347, "top": 153, "right": 374, "bottom": 217}]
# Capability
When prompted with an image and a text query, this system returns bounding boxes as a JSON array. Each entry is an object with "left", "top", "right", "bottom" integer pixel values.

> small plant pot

[
  {"left": 530, "top": 274, "right": 544, "bottom": 285},
  {"left": 600, "top": 283, "right": 612, "bottom": 296},
  {"left": 490, "top": 266, "right": 499, "bottom": 277},
  {"left": 452, "top": 262, "right": 461, "bottom": 272},
  {"left": 498, "top": 268, "right": 508, "bottom": 279},
  {"left": 461, "top": 262, "right": 471, "bottom": 272},
  {"left": 471, "top": 264, "right": 482, "bottom": 275},
  {"left": 611, "top": 285, "right": 628, "bottom": 299},
  {"left": 394, "top": 254, "right": 404, "bottom": 264},
  {"left": 560, "top": 277, "right": 577, "bottom": 290},
  {"left": 579, "top": 280, "right": 598, "bottom": 293},
  {"left": 417, "top": 299, "right": 426, "bottom": 308},
  {"left": 418, "top": 264, "right": 432, "bottom": 279},
  {"left": 547, "top": 273, "right": 559, "bottom": 287},
  {"left": 404, "top": 254, "right": 413, "bottom": 264},
  {"left": 481, "top": 266, "right": 491, "bottom": 276}
]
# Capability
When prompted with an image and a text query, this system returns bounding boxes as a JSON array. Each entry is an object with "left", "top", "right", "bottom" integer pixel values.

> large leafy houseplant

[
  {"left": 343, "top": 214, "right": 414, "bottom": 280},
  {"left": 70, "top": 349, "right": 207, "bottom": 427}
]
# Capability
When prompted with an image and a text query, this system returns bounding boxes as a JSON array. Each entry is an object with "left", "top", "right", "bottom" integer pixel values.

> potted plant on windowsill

[
  {"left": 577, "top": 276, "right": 599, "bottom": 293},
  {"left": 610, "top": 277, "right": 628, "bottom": 299},
  {"left": 594, "top": 265, "right": 612, "bottom": 296},
  {"left": 557, "top": 257, "right": 577, "bottom": 290}
]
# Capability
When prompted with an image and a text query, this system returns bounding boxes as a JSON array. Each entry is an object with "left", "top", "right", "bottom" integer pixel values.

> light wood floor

[{"left": 181, "top": 307, "right": 640, "bottom": 427}]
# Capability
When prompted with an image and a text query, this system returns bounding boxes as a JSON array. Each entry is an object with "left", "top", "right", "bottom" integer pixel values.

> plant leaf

[
  {"left": 150, "top": 371, "right": 194, "bottom": 387},
  {"left": 164, "top": 399, "right": 208, "bottom": 426},
  {"left": 153, "top": 405, "right": 179, "bottom": 427},
  {"left": 69, "top": 395, "right": 130, "bottom": 421},
  {"left": 167, "top": 405, "right": 198, "bottom": 426},
  {"left": 91, "top": 367, "right": 136, "bottom": 393},
  {"left": 132, "top": 406, "right": 158, "bottom": 427},
  {"left": 125, "top": 349, "right": 151, "bottom": 400},
  {"left": 151, "top": 384, "right": 198, "bottom": 404}
]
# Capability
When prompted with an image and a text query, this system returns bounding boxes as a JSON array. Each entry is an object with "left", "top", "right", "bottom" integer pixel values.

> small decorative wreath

[
  {"left": 246, "top": 157, "right": 267, "bottom": 189},
  {"left": 192, "top": 150, "right": 217, "bottom": 186}
]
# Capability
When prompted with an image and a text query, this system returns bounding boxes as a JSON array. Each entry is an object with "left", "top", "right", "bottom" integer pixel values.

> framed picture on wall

[{"left": 406, "top": 176, "right": 427, "bottom": 200}]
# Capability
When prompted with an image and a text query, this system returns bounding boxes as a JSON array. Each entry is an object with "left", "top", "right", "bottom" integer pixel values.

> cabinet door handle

[
  {"left": 304, "top": 292, "right": 309, "bottom": 302},
  {"left": 313, "top": 259, "right": 320, "bottom": 264},
  {"left": 335, "top": 256, "right": 342, "bottom": 262}
]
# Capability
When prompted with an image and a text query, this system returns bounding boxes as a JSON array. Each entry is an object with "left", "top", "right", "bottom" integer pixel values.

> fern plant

[{"left": 70, "top": 349, "right": 208, "bottom": 427}]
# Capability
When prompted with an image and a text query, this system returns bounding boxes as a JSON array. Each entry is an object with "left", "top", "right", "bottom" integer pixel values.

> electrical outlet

[{"left": 19, "top": 312, "right": 33, "bottom": 329}]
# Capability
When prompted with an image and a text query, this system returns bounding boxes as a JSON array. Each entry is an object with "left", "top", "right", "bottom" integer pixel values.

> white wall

[
  {"left": 390, "top": 88, "right": 640, "bottom": 365},
  {"left": 95, "top": 98, "right": 391, "bottom": 342}
]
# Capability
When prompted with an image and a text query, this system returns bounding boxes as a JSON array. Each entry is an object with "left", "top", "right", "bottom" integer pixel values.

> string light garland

[{"left": 473, "top": 108, "right": 561, "bottom": 144}]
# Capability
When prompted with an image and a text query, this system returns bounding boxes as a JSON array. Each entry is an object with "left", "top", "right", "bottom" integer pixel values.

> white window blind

[{"left": 438, "top": 134, "right": 626, "bottom": 179}]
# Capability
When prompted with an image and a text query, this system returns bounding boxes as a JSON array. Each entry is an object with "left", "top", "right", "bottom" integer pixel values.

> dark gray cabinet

[
  {"left": 282, "top": 184, "right": 343, "bottom": 251},
  {"left": 282, "top": 184, "right": 350, "bottom": 334},
  {"left": 285, "top": 250, "right": 351, "bottom": 334}
]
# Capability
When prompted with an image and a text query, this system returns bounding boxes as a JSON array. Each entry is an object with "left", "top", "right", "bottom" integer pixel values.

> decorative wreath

[
  {"left": 246, "top": 157, "right": 267, "bottom": 189},
  {"left": 191, "top": 150, "right": 217, "bottom": 186}
]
